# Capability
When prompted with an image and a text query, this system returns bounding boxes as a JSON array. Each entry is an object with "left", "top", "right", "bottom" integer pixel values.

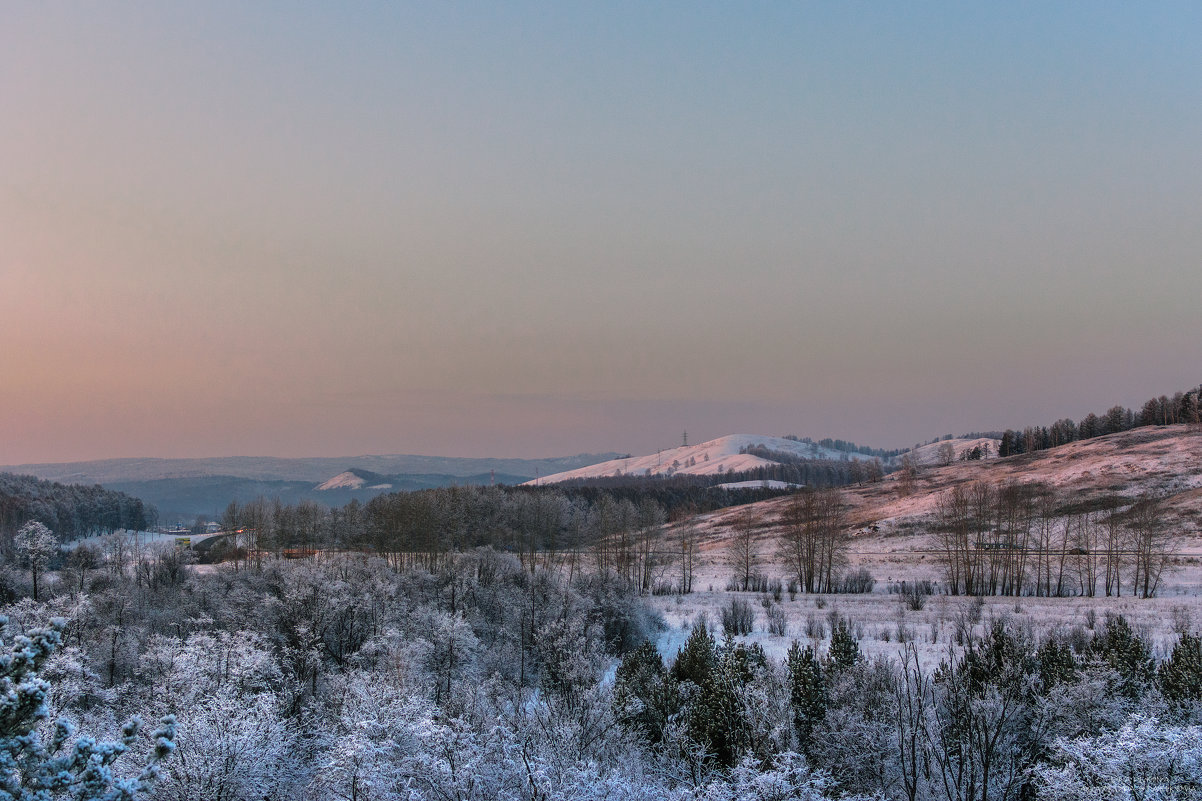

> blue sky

[{"left": 2, "top": 3, "right": 1200, "bottom": 461}]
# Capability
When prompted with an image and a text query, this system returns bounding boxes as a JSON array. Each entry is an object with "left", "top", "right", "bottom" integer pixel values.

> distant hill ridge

[
  {"left": 1, "top": 452, "right": 623, "bottom": 486},
  {"left": 2, "top": 452, "right": 621, "bottom": 523},
  {"left": 528, "top": 434, "right": 889, "bottom": 485}
]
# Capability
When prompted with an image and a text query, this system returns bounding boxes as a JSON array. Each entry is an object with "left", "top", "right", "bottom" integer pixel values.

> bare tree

[
  {"left": 1101, "top": 497, "right": 1128, "bottom": 597},
  {"left": 897, "top": 454, "right": 919, "bottom": 496},
  {"left": 1127, "top": 494, "right": 1177, "bottom": 598},
  {"left": 935, "top": 484, "right": 974, "bottom": 596},
  {"left": 727, "top": 508, "right": 760, "bottom": 591},
  {"left": 778, "top": 487, "right": 847, "bottom": 593},
  {"left": 635, "top": 498, "right": 665, "bottom": 593},
  {"left": 65, "top": 543, "right": 100, "bottom": 594},
  {"left": 1069, "top": 510, "right": 1102, "bottom": 597},
  {"left": 677, "top": 521, "right": 697, "bottom": 594}
]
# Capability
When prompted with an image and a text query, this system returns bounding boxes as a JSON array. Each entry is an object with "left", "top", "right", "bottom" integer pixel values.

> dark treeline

[
  {"left": 0, "top": 472, "right": 153, "bottom": 546},
  {"left": 998, "top": 383, "right": 1202, "bottom": 457},
  {"left": 782, "top": 434, "right": 905, "bottom": 459},
  {"left": 737, "top": 449, "right": 888, "bottom": 485},
  {"left": 218, "top": 485, "right": 768, "bottom": 593},
  {"left": 531, "top": 479, "right": 794, "bottom": 513},
  {"left": 560, "top": 457, "right": 887, "bottom": 491}
]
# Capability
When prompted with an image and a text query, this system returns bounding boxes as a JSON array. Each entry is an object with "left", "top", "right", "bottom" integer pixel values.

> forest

[
  {"left": 0, "top": 473, "right": 153, "bottom": 542},
  {"left": 997, "top": 384, "right": 1202, "bottom": 457},
  {"left": 3, "top": 504, "right": 1202, "bottom": 800}
]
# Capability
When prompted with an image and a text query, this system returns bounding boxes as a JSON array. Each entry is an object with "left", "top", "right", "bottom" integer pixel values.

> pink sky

[{"left": 3, "top": 5, "right": 1200, "bottom": 464}]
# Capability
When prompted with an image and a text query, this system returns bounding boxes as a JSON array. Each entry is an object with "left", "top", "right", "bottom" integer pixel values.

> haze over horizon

[{"left": 4, "top": 4, "right": 1200, "bottom": 465}]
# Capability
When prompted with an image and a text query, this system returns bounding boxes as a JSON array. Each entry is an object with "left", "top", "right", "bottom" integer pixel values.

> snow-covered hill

[
  {"left": 906, "top": 437, "right": 1001, "bottom": 467},
  {"left": 315, "top": 471, "right": 369, "bottom": 491},
  {"left": 527, "top": 434, "right": 881, "bottom": 485}
]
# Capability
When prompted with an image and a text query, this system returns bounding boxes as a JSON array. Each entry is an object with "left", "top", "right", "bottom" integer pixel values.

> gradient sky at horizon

[{"left": 3, "top": 3, "right": 1201, "bottom": 463}]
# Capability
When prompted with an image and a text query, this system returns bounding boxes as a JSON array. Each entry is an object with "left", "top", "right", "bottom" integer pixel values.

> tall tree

[
  {"left": 14, "top": 521, "right": 57, "bottom": 602},
  {"left": 726, "top": 508, "right": 761, "bottom": 591}
]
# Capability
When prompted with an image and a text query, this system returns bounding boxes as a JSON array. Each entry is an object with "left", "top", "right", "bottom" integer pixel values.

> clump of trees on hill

[
  {"left": 782, "top": 435, "right": 905, "bottom": 460},
  {"left": 998, "top": 384, "right": 1202, "bottom": 457},
  {"left": 778, "top": 487, "right": 849, "bottom": 594},
  {"left": 738, "top": 445, "right": 888, "bottom": 485},
  {"left": 0, "top": 473, "right": 153, "bottom": 544},
  {"left": 935, "top": 480, "right": 1177, "bottom": 598}
]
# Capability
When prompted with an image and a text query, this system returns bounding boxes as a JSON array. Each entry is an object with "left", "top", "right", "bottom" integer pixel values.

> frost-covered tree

[
  {"left": 0, "top": 617, "right": 174, "bottom": 801},
  {"left": 14, "top": 522, "right": 57, "bottom": 602},
  {"left": 786, "top": 642, "right": 825, "bottom": 753},
  {"left": 1033, "top": 716, "right": 1202, "bottom": 801},
  {"left": 696, "top": 752, "right": 843, "bottom": 801},
  {"left": 151, "top": 691, "right": 299, "bottom": 801},
  {"left": 614, "top": 641, "right": 676, "bottom": 745},
  {"left": 1160, "top": 633, "right": 1202, "bottom": 709}
]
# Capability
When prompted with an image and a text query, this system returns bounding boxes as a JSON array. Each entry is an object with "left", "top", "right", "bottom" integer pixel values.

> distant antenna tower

[{"left": 682, "top": 430, "right": 688, "bottom": 447}]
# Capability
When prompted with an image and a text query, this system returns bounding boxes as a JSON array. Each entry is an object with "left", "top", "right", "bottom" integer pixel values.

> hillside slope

[
  {"left": 529, "top": 434, "right": 881, "bottom": 484},
  {"left": 686, "top": 424, "right": 1202, "bottom": 566}
]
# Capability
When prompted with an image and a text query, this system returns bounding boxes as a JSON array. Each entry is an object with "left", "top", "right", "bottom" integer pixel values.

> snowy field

[
  {"left": 650, "top": 583, "right": 1202, "bottom": 668},
  {"left": 648, "top": 541, "right": 1202, "bottom": 671},
  {"left": 60, "top": 530, "right": 181, "bottom": 551}
]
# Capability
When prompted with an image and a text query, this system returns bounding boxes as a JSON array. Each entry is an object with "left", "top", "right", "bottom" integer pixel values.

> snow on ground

[
  {"left": 690, "top": 425, "right": 1202, "bottom": 542},
  {"left": 907, "top": 437, "right": 1001, "bottom": 466},
  {"left": 61, "top": 530, "right": 180, "bottom": 551},
  {"left": 713, "top": 480, "right": 802, "bottom": 490},
  {"left": 644, "top": 425, "right": 1202, "bottom": 664},
  {"left": 527, "top": 434, "right": 880, "bottom": 485},
  {"left": 649, "top": 583, "right": 1202, "bottom": 666}
]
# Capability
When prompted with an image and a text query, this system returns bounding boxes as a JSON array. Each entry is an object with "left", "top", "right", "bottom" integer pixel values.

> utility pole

[{"left": 682, "top": 430, "right": 688, "bottom": 447}]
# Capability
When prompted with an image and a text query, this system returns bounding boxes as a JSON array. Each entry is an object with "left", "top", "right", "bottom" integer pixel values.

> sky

[{"left": 3, "top": 3, "right": 1201, "bottom": 463}]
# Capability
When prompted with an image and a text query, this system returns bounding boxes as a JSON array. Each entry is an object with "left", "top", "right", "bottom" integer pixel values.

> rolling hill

[
  {"left": 682, "top": 424, "right": 1202, "bottom": 572},
  {"left": 527, "top": 434, "right": 885, "bottom": 484}
]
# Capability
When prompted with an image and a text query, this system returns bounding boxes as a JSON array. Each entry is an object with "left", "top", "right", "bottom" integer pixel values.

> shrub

[
  {"left": 835, "top": 567, "right": 876, "bottom": 594},
  {"left": 722, "top": 598, "right": 754, "bottom": 636},
  {"left": 893, "top": 580, "right": 932, "bottom": 611},
  {"left": 1161, "top": 632, "right": 1202, "bottom": 704},
  {"left": 765, "top": 605, "right": 788, "bottom": 637},
  {"left": 804, "top": 615, "right": 825, "bottom": 639}
]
